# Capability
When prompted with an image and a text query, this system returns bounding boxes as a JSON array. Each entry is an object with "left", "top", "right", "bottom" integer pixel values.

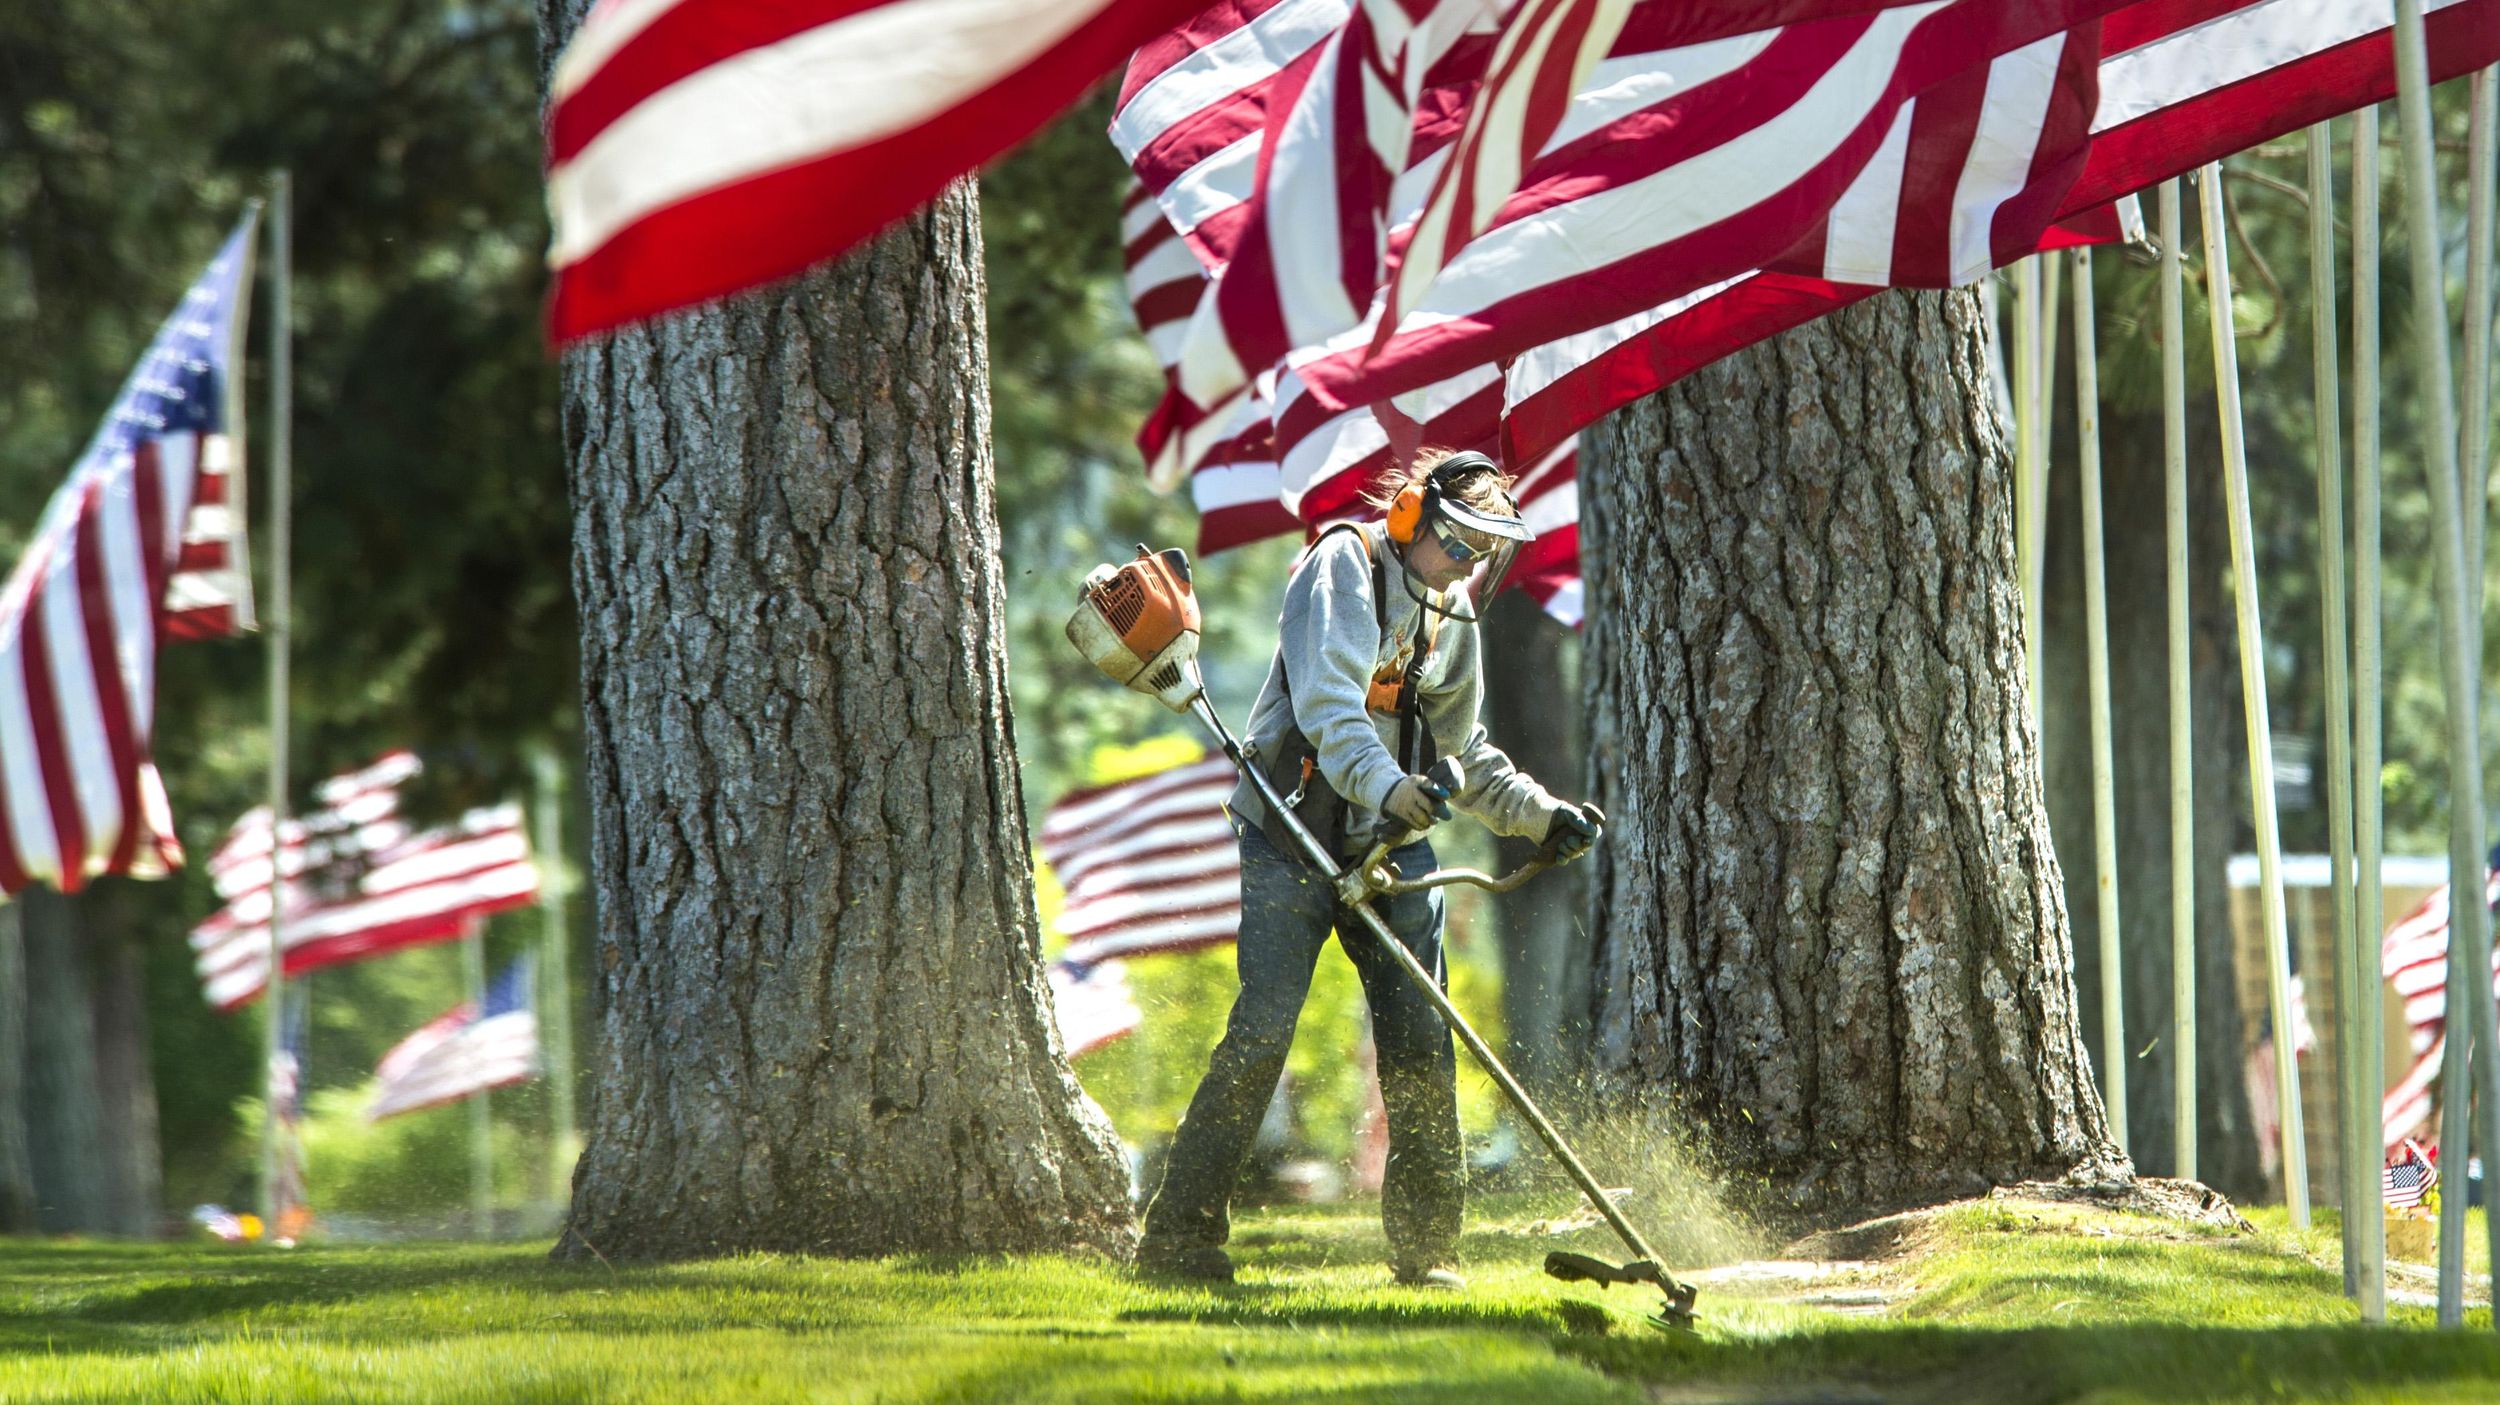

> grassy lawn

[{"left": 3, "top": 1195, "right": 2496, "bottom": 1403}]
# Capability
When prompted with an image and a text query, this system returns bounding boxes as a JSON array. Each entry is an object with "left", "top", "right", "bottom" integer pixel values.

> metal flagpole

[
  {"left": 2073, "top": 247, "right": 2126, "bottom": 1156},
  {"left": 2162, "top": 178, "right": 2198, "bottom": 1184},
  {"left": 259, "top": 169, "right": 294, "bottom": 1229},
  {"left": 2199, "top": 161, "right": 2309, "bottom": 1227},
  {"left": 2307, "top": 120, "right": 2369, "bottom": 1302},
  {"left": 2016, "top": 257, "right": 2046, "bottom": 725},
  {"left": 2463, "top": 68, "right": 2493, "bottom": 587},
  {"left": 2350, "top": 99, "right": 2390, "bottom": 1328},
  {"left": 2393, "top": 0, "right": 2500, "bottom": 1327},
  {"left": 2043, "top": 249, "right": 2066, "bottom": 519},
  {"left": 532, "top": 746, "right": 577, "bottom": 1211},
  {"left": 464, "top": 918, "right": 494, "bottom": 1238}
]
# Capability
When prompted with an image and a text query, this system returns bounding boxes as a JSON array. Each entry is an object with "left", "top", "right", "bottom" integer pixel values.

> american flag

[
  {"left": 2384, "top": 1139, "right": 2437, "bottom": 1210},
  {"left": 2379, "top": 862, "right": 2500, "bottom": 1149},
  {"left": 368, "top": 954, "right": 542, "bottom": 1121},
  {"left": 1039, "top": 751, "right": 1241, "bottom": 965},
  {"left": 0, "top": 215, "right": 259, "bottom": 897},
  {"left": 189, "top": 752, "right": 542, "bottom": 1012},
  {"left": 542, "top": 0, "right": 1226, "bottom": 341},
  {"left": 1117, "top": 0, "right": 2500, "bottom": 586},
  {"left": 1049, "top": 958, "right": 1146, "bottom": 1057}
]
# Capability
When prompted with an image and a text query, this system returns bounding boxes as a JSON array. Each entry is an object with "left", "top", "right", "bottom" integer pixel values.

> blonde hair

[{"left": 1360, "top": 447, "right": 1521, "bottom": 519}]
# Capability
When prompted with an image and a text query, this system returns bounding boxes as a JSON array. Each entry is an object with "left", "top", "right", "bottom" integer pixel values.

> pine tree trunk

[
  {"left": 0, "top": 902, "right": 35, "bottom": 1233},
  {"left": 1478, "top": 592, "right": 1590, "bottom": 1103},
  {"left": 83, "top": 886, "right": 163, "bottom": 1236},
  {"left": 2041, "top": 402, "right": 2264, "bottom": 1198},
  {"left": 543, "top": 180, "right": 1136, "bottom": 1261},
  {"left": 18, "top": 887, "right": 108, "bottom": 1232},
  {"left": 1582, "top": 287, "right": 2128, "bottom": 1222}
]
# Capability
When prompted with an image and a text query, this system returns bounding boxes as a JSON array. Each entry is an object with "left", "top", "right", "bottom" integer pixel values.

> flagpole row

[
  {"left": 2200, "top": 161, "right": 2309, "bottom": 1228},
  {"left": 2072, "top": 247, "right": 2125, "bottom": 1157},
  {"left": 2350, "top": 99, "right": 2390, "bottom": 1328},
  {"left": 2307, "top": 119, "right": 2370, "bottom": 1306},
  {"left": 259, "top": 169, "right": 294, "bottom": 1231},
  {"left": 2161, "top": 178, "right": 2198, "bottom": 1185},
  {"left": 2392, "top": 0, "right": 2500, "bottom": 1328}
]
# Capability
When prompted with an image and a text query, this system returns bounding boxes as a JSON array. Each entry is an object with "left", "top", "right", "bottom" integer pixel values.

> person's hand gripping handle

[{"left": 1382, "top": 757, "right": 1464, "bottom": 837}]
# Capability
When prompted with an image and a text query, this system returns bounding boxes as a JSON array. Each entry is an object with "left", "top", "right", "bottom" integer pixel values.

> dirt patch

[{"left": 1786, "top": 1177, "right": 2250, "bottom": 1262}]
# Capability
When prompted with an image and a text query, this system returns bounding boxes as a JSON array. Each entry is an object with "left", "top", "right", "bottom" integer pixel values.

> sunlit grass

[{"left": 4, "top": 1192, "right": 2499, "bottom": 1403}]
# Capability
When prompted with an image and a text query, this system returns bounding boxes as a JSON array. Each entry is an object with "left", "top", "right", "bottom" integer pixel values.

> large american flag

[
  {"left": 2379, "top": 863, "right": 2500, "bottom": 1149},
  {"left": 1040, "top": 751, "right": 1241, "bottom": 965},
  {"left": 542, "top": 0, "right": 1228, "bottom": 341},
  {"left": 1049, "top": 958, "right": 1147, "bottom": 1057},
  {"left": 1117, "top": 0, "right": 2500, "bottom": 593},
  {"left": 189, "top": 751, "right": 543, "bottom": 1012},
  {"left": 367, "top": 954, "right": 542, "bottom": 1122},
  {"left": 0, "top": 215, "right": 259, "bottom": 897}
]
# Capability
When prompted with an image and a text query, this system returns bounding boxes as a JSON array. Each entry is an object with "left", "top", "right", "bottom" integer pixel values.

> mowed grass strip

[{"left": 4, "top": 1199, "right": 2498, "bottom": 1403}]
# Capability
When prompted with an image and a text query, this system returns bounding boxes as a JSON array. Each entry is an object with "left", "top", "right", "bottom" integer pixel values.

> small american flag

[
  {"left": 0, "top": 214, "right": 259, "bottom": 896},
  {"left": 189, "top": 752, "right": 542, "bottom": 1011},
  {"left": 1048, "top": 958, "right": 1145, "bottom": 1058},
  {"left": 368, "top": 955, "right": 542, "bottom": 1122},
  {"left": 2384, "top": 1139, "right": 2437, "bottom": 1210},
  {"left": 1039, "top": 750, "right": 1240, "bottom": 966}
]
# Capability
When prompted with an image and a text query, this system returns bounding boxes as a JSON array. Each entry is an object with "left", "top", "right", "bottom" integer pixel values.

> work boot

[
  {"left": 1391, "top": 1261, "right": 1466, "bottom": 1290},
  {"left": 1136, "top": 1238, "right": 1235, "bottom": 1282}
]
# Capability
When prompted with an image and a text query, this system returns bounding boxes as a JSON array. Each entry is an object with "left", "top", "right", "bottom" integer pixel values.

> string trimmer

[{"left": 1066, "top": 545, "right": 1699, "bottom": 1333}]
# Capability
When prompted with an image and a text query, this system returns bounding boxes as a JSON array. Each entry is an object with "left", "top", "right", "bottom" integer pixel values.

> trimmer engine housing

[{"left": 1067, "top": 545, "right": 1205, "bottom": 712}]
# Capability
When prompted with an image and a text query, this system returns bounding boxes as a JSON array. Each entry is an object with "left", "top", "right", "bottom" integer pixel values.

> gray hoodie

[{"left": 1230, "top": 521, "right": 1561, "bottom": 855}]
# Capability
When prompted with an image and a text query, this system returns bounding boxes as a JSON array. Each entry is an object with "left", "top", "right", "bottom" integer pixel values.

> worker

[{"left": 1135, "top": 448, "right": 1601, "bottom": 1289}]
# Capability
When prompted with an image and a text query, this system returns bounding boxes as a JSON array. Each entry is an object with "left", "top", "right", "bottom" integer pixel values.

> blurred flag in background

[
  {"left": 190, "top": 752, "right": 541, "bottom": 1011},
  {"left": 368, "top": 954, "right": 543, "bottom": 1122}
]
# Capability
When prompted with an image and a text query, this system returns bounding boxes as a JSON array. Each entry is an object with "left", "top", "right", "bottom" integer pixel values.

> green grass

[{"left": 3, "top": 1196, "right": 2497, "bottom": 1403}]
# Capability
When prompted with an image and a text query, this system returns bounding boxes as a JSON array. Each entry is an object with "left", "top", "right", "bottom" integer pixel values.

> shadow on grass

[{"left": 1567, "top": 1320, "right": 2500, "bottom": 1404}]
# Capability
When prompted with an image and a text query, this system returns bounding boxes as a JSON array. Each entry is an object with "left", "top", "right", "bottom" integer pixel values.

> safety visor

[{"left": 1435, "top": 496, "right": 1532, "bottom": 553}]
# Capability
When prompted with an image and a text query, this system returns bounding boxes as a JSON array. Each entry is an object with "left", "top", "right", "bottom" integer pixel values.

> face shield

[{"left": 1406, "top": 493, "right": 1532, "bottom": 622}]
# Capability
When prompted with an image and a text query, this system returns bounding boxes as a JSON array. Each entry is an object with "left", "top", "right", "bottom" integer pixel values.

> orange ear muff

[{"left": 1386, "top": 482, "right": 1427, "bottom": 543}]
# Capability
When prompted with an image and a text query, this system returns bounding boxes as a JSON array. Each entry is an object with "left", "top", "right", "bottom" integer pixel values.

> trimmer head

[
  {"left": 1067, "top": 545, "right": 1205, "bottom": 712},
  {"left": 1544, "top": 1251, "right": 1700, "bottom": 1333}
]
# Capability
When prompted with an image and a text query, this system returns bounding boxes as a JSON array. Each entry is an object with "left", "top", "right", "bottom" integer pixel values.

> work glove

[
  {"left": 1383, "top": 773, "right": 1455, "bottom": 833},
  {"left": 1544, "top": 802, "right": 1604, "bottom": 864}
]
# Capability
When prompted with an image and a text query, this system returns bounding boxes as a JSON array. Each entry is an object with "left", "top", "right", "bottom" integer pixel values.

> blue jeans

[{"left": 1142, "top": 820, "right": 1461, "bottom": 1266}]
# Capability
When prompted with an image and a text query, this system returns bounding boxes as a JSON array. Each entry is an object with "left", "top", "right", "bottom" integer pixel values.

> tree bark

[
  {"left": 83, "top": 884, "right": 163, "bottom": 1236},
  {"left": 543, "top": 177, "right": 1136, "bottom": 1260},
  {"left": 0, "top": 903, "right": 35, "bottom": 1233},
  {"left": 1477, "top": 591, "right": 1590, "bottom": 1103},
  {"left": 2041, "top": 401, "right": 2265, "bottom": 1198},
  {"left": 1582, "top": 287, "right": 2128, "bottom": 1223},
  {"left": 18, "top": 886, "right": 108, "bottom": 1233}
]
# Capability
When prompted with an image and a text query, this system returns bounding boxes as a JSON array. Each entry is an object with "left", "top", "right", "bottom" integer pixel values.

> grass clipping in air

[{"left": 2, "top": 1193, "right": 2495, "bottom": 1403}]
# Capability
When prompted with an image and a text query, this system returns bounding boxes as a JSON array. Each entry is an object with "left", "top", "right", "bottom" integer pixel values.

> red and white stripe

[
  {"left": 544, "top": 0, "right": 1224, "bottom": 341},
  {"left": 161, "top": 432, "right": 256, "bottom": 644},
  {"left": 1048, "top": 958, "right": 1146, "bottom": 1056},
  {"left": 189, "top": 752, "right": 543, "bottom": 1012},
  {"left": 1039, "top": 752, "right": 1241, "bottom": 964},
  {"left": 1289, "top": 0, "right": 2110, "bottom": 414},
  {"left": 1372, "top": 0, "right": 1637, "bottom": 352},
  {"left": 2380, "top": 866, "right": 2500, "bottom": 1148},
  {"left": 367, "top": 1001, "right": 541, "bottom": 1122}
]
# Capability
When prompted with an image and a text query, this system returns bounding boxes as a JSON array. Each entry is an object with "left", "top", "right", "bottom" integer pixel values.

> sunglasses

[{"left": 1431, "top": 516, "right": 1501, "bottom": 564}]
